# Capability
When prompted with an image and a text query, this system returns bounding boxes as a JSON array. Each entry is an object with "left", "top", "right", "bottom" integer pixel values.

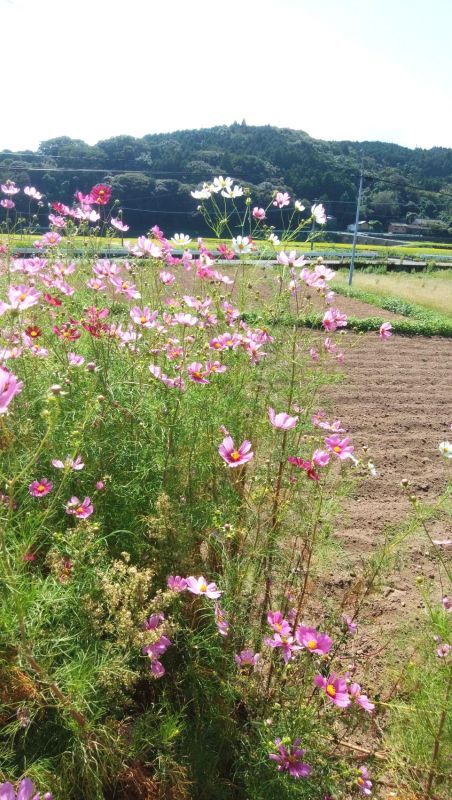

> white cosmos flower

[
  {"left": 294, "top": 200, "right": 305, "bottom": 212},
  {"left": 268, "top": 233, "right": 280, "bottom": 246},
  {"left": 232, "top": 235, "right": 252, "bottom": 254},
  {"left": 367, "top": 461, "right": 377, "bottom": 477},
  {"left": 191, "top": 187, "right": 211, "bottom": 200},
  {"left": 171, "top": 233, "right": 192, "bottom": 246},
  {"left": 439, "top": 441, "right": 452, "bottom": 458},
  {"left": 211, "top": 176, "right": 233, "bottom": 193},
  {"left": 311, "top": 203, "right": 327, "bottom": 225},
  {"left": 221, "top": 185, "right": 244, "bottom": 199}
]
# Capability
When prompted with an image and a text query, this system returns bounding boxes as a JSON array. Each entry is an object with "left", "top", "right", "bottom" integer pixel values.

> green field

[{"left": 332, "top": 269, "right": 452, "bottom": 316}]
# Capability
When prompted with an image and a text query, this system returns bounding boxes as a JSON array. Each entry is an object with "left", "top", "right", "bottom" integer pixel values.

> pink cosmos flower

[
  {"left": 325, "top": 435, "right": 355, "bottom": 461},
  {"left": 110, "top": 217, "right": 129, "bottom": 232},
  {"left": 186, "top": 576, "right": 222, "bottom": 599},
  {"left": 309, "top": 347, "right": 319, "bottom": 361},
  {"left": 265, "top": 632, "right": 300, "bottom": 664},
  {"left": 349, "top": 682, "right": 375, "bottom": 712},
  {"left": 379, "top": 322, "right": 393, "bottom": 340},
  {"left": 0, "top": 777, "right": 53, "bottom": 800},
  {"left": 312, "top": 449, "right": 331, "bottom": 467},
  {"left": 167, "top": 575, "right": 188, "bottom": 592},
  {"left": 173, "top": 312, "right": 198, "bottom": 327},
  {"left": 41, "top": 231, "right": 62, "bottom": 247},
  {"left": 1, "top": 181, "right": 20, "bottom": 195},
  {"left": 52, "top": 455, "right": 84, "bottom": 471},
  {"left": 341, "top": 614, "right": 358, "bottom": 635},
  {"left": 216, "top": 242, "right": 235, "bottom": 260},
  {"left": 437, "top": 642, "right": 450, "bottom": 658},
  {"left": 24, "top": 186, "right": 43, "bottom": 200},
  {"left": 252, "top": 206, "right": 266, "bottom": 221},
  {"left": 219, "top": 436, "right": 254, "bottom": 467},
  {"left": 130, "top": 306, "right": 158, "bottom": 328},
  {"left": 442, "top": 596, "right": 451, "bottom": 612},
  {"left": 314, "top": 673, "right": 351, "bottom": 707},
  {"left": 188, "top": 362, "right": 209, "bottom": 384},
  {"left": 268, "top": 407, "right": 298, "bottom": 431},
  {"left": 269, "top": 738, "right": 311, "bottom": 778},
  {"left": 214, "top": 603, "right": 229, "bottom": 636},
  {"left": 68, "top": 352, "right": 84, "bottom": 366},
  {"left": 295, "top": 626, "right": 332, "bottom": 655},
  {"left": 267, "top": 610, "right": 292, "bottom": 636},
  {"left": 6, "top": 285, "right": 40, "bottom": 311},
  {"left": 0, "top": 198, "right": 15, "bottom": 209},
  {"left": 143, "top": 613, "right": 164, "bottom": 631},
  {"left": 160, "top": 270, "right": 176, "bottom": 285},
  {"left": 128, "top": 236, "right": 162, "bottom": 258},
  {"left": 277, "top": 251, "right": 307, "bottom": 268},
  {"left": 322, "top": 308, "right": 348, "bottom": 332},
  {"left": 273, "top": 192, "right": 290, "bottom": 208},
  {"left": 29, "top": 478, "right": 53, "bottom": 498},
  {"left": 0, "top": 367, "right": 23, "bottom": 414},
  {"left": 235, "top": 649, "right": 261, "bottom": 668},
  {"left": 357, "top": 766, "right": 372, "bottom": 796},
  {"left": 287, "top": 456, "right": 319, "bottom": 481},
  {"left": 65, "top": 496, "right": 93, "bottom": 519}
]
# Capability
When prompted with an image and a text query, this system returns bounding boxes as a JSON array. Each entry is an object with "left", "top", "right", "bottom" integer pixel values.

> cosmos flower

[
  {"left": 268, "top": 407, "right": 298, "bottom": 430},
  {"left": 185, "top": 576, "right": 222, "bottom": 599},
  {"left": 110, "top": 217, "right": 129, "bottom": 231},
  {"left": 269, "top": 738, "right": 311, "bottom": 778},
  {"left": 314, "top": 673, "right": 351, "bottom": 707},
  {"left": 65, "top": 496, "right": 93, "bottom": 519},
  {"left": 232, "top": 235, "right": 252, "bottom": 254},
  {"left": 90, "top": 184, "right": 112, "bottom": 205},
  {"left": 379, "top": 322, "right": 393, "bottom": 340},
  {"left": 357, "top": 766, "right": 372, "bottom": 795},
  {"left": 29, "top": 479, "right": 53, "bottom": 498},
  {"left": 219, "top": 436, "right": 254, "bottom": 467},
  {"left": 167, "top": 575, "right": 188, "bottom": 592},
  {"left": 273, "top": 192, "right": 290, "bottom": 208},
  {"left": 235, "top": 649, "right": 260, "bottom": 668},
  {"left": 0, "top": 777, "right": 53, "bottom": 800},
  {"left": 311, "top": 203, "right": 327, "bottom": 224},
  {"left": 252, "top": 207, "right": 266, "bottom": 220},
  {"left": 325, "top": 435, "right": 355, "bottom": 461},
  {"left": 295, "top": 626, "right": 332, "bottom": 655},
  {"left": 439, "top": 441, "right": 452, "bottom": 458},
  {"left": 0, "top": 367, "right": 23, "bottom": 414}
]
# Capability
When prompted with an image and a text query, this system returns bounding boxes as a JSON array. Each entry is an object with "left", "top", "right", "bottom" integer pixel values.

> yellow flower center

[
  {"left": 200, "top": 582, "right": 207, "bottom": 592},
  {"left": 326, "top": 684, "right": 336, "bottom": 697},
  {"left": 357, "top": 778, "right": 364, "bottom": 786},
  {"left": 231, "top": 450, "right": 240, "bottom": 461},
  {"left": 333, "top": 446, "right": 341, "bottom": 453},
  {"left": 307, "top": 639, "right": 317, "bottom": 650},
  {"left": 140, "top": 316, "right": 147, "bottom": 324},
  {"left": 19, "top": 293, "right": 27, "bottom": 302},
  {"left": 76, "top": 506, "right": 84, "bottom": 515},
  {"left": 37, "top": 484, "right": 46, "bottom": 493}
]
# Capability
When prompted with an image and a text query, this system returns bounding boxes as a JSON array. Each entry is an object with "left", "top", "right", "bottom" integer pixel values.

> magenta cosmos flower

[
  {"left": 65, "top": 496, "right": 93, "bottom": 519},
  {"left": 0, "top": 778, "right": 53, "bottom": 799},
  {"left": 379, "top": 322, "right": 392, "bottom": 340},
  {"left": 287, "top": 456, "right": 319, "bottom": 481},
  {"left": 295, "top": 626, "right": 332, "bottom": 655},
  {"left": 214, "top": 603, "right": 229, "bottom": 636},
  {"left": 219, "top": 436, "right": 254, "bottom": 467},
  {"left": 186, "top": 576, "right": 222, "bottom": 599},
  {"left": 268, "top": 407, "right": 298, "bottom": 431},
  {"left": 314, "top": 673, "right": 351, "bottom": 707},
  {"left": 51, "top": 455, "right": 84, "bottom": 471},
  {"left": 29, "top": 479, "right": 53, "bottom": 498},
  {"left": 325, "top": 435, "right": 354, "bottom": 461},
  {"left": 267, "top": 610, "right": 292, "bottom": 636},
  {"left": 269, "top": 738, "right": 311, "bottom": 778},
  {"left": 273, "top": 192, "right": 290, "bottom": 208},
  {"left": 0, "top": 367, "right": 23, "bottom": 414}
]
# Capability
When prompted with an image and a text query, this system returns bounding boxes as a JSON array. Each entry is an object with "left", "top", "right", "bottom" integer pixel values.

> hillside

[{"left": 1, "top": 124, "right": 452, "bottom": 236}]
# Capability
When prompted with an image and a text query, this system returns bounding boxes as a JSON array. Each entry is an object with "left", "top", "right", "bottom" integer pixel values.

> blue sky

[{"left": 1, "top": 0, "right": 451, "bottom": 150}]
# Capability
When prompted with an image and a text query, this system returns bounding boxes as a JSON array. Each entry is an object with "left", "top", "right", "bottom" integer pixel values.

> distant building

[
  {"left": 389, "top": 219, "right": 444, "bottom": 234},
  {"left": 347, "top": 221, "right": 370, "bottom": 232}
]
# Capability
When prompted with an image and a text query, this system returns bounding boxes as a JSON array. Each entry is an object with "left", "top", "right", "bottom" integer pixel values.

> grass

[{"left": 332, "top": 270, "right": 452, "bottom": 316}]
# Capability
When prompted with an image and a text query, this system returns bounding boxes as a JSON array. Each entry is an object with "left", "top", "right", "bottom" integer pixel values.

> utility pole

[{"left": 348, "top": 158, "right": 364, "bottom": 286}]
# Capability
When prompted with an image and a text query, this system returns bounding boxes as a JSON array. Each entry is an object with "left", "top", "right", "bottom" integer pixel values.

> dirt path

[{"left": 323, "top": 326, "right": 452, "bottom": 671}]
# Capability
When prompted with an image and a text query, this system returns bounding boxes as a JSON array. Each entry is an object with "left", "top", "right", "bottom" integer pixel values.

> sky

[{"left": 1, "top": 0, "right": 452, "bottom": 152}]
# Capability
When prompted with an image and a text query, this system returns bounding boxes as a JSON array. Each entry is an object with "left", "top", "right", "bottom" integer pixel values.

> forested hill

[{"left": 1, "top": 123, "right": 452, "bottom": 235}]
